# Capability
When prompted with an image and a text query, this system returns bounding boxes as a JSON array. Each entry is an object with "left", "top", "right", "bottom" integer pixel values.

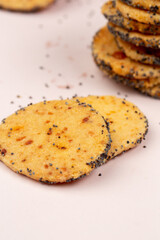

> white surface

[{"left": 0, "top": 0, "right": 160, "bottom": 240}]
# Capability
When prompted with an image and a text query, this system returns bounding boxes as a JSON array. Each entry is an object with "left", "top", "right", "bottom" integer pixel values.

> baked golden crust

[
  {"left": 121, "top": 0, "right": 160, "bottom": 14},
  {"left": 92, "top": 26, "right": 160, "bottom": 98},
  {"left": 102, "top": 1, "right": 160, "bottom": 35},
  {"left": 0, "top": 99, "right": 111, "bottom": 184},
  {"left": 116, "top": 0, "right": 160, "bottom": 26},
  {"left": 78, "top": 96, "right": 148, "bottom": 161},
  {"left": 108, "top": 22, "right": 160, "bottom": 49},
  {"left": 0, "top": 0, "right": 54, "bottom": 12},
  {"left": 116, "top": 37, "right": 160, "bottom": 66},
  {"left": 93, "top": 26, "right": 160, "bottom": 80}
]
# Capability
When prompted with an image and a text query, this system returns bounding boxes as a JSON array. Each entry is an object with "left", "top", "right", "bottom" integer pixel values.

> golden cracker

[
  {"left": 100, "top": 68, "right": 160, "bottom": 99},
  {"left": 108, "top": 22, "right": 160, "bottom": 49},
  {"left": 116, "top": 37, "right": 160, "bottom": 66},
  {"left": 121, "top": 0, "right": 160, "bottom": 14},
  {"left": 102, "top": 1, "right": 160, "bottom": 35},
  {"left": 79, "top": 96, "right": 148, "bottom": 161},
  {"left": 92, "top": 26, "right": 160, "bottom": 80},
  {"left": 0, "top": 0, "right": 54, "bottom": 12},
  {"left": 0, "top": 99, "right": 111, "bottom": 184},
  {"left": 116, "top": 0, "right": 160, "bottom": 26}
]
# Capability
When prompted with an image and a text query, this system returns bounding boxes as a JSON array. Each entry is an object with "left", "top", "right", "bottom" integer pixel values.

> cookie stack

[
  {"left": 0, "top": 96, "right": 148, "bottom": 184},
  {"left": 92, "top": 0, "right": 160, "bottom": 99}
]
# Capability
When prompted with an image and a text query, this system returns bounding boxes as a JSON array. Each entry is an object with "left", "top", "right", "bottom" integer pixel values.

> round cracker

[
  {"left": 139, "top": 84, "right": 160, "bottom": 98},
  {"left": 0, "top": 0, "right": 54, "bottom": 12},
  {"left": 109, "top": 71, "right": 160, "bottom": 92},
  {"left": 78, "top": 96, "right": 148, "bottom": 161},
  {"left": 92, "top": 26, "right": 160, "bottom": 80},
  {"left": 108, "top": 22, "right": 160, "bottom": 49},
  {"left": 94, "top": 50, "right": 160, "bottom": 92},
  {"left": 116, "top": 37, "right": 160, "bottom": 66},
  {"left": 98, "top": 65, "right": 160, "bottom": 99},
  {"left": 110, "top": 72, "right": 160, "bottom": 99},
  {"left": 121, "top": 0, "right": 160, "bottom": 14},
  {"left": 116, "top": 0, "right": 160, "bottom": 26},
  {"left": 0, "top": 99, "right": 111, "bottom": 184},
  {"left": 102, "top": 1, "right": 160, "bottom": 35},
  {"left": 100, "top": 61, "right": 160, "bottom": 89}
]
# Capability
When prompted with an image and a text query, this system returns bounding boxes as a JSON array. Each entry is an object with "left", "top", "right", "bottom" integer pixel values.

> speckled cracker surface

[
  {"left": 112, "top": 73, "right": 160, "bottom": 99},
  {"left": 116, "top": 0, "right": 160, "bottom": 26},
  {"left": 121, "top": 0, "right": 160, "bottom": 13},
  {"left": 0, "top": 0, "right": 54, "bottom": 12},
  {"left": 102, "top": 1, "right": 160, "bottom": 35},
  {"left": 78, "top": 96, "right": 148, "bottom": 161},
  {"left": 108, "top": 22, "right": 160, "bottom": 49},
  {"left": 139, "top": 84, "right": 160, "bottom": 98},
  {"left": 116, "top": 75, "right": 160, "bottom": 98},
  {"left": 116, "top": 37, "right": 160, "bottom": 66},
  {"left": 106, "top": 70, "right": 160, "bottom": 99},
  {"left": 0, "top": 99, "right": 111, "bottom": 184},
  {"left": 92, "top": 26, "right": 160, "bottom": 80}
]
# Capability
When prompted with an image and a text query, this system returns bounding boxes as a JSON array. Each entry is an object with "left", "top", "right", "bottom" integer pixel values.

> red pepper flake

[
  {"left": 25, "top": 140, "right": 33, "bottom": 145},
  {"left": 1, "top": 149, "right": 7, "bottom": 156},
  {"left": 112, "top": 51, "right": 126, "bottom": 59},
  {"left": 82, "top": 117, "right": 89, "bottom": 123},
  {"left": 88, "top": 131, "right": 94, "bottom": 136},
  {"left": 45, "top": 120, "right": 50, "bottom": 124},
  {"left": 47, "top": 129, "right": 52, "bottom": 135},
  {"left": 16, "top": 136, "right": 26, "bottom": 141},
  {"left": 44, "top": 164, "right": 48, "bottom": 169}
]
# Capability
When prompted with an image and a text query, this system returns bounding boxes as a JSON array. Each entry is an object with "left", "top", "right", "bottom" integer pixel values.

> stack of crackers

[
  {"left": 0, "top": 0, "right": 55, "bottom": 12},
  {"left": 93, "top": 0, "right": 160, "bottom": 99},
  {"left": 0, "top": 96, "right": 148, "bottom": 184}
]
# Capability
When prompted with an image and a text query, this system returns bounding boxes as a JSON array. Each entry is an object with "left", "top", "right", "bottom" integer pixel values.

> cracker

[
  {"left": 109, "top": 70, "right": 160, "bottom": 91},
  {"left": 116, "top": 0, "right": 160, "bottom": 26},
  {"left": 78, "top": 96, "right": 148, "bottom": 161},
  {"left": 92, "top": 26, "right": 160, "bottom": 80},
  {"left": 108, "top": 22, "right": 160, "bottom": 49},
  {"left": 0, "top": 99, "right": 111, "bottom": 184},
  {"left": 94, "top": 51, "right": 160, "bottom": 90},
  {"left": 99, "top": 66, "right": 160, "bottom": 99},
  {"left": 110, "top": 72, "right": 160, "bottom": 99},
  {"left": 102, "top": 1, "right": 160, "bottom": 35},
  {"left": 116, "top": 37, "right": 160, "bottom": 66},
  {"left": 139, "top": 84, "right": 160, "bottom": 98},
  {"left": 0, "top": 0, "right": 54, "bottom": 12},
  {"left": 121, "top": 0, "right": 160, "bottom": 14}
]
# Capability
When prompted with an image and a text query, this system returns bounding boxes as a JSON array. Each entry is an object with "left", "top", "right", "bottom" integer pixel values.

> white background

[{"left": 0, "top": 0, "right": 160, "bottom": 239}]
